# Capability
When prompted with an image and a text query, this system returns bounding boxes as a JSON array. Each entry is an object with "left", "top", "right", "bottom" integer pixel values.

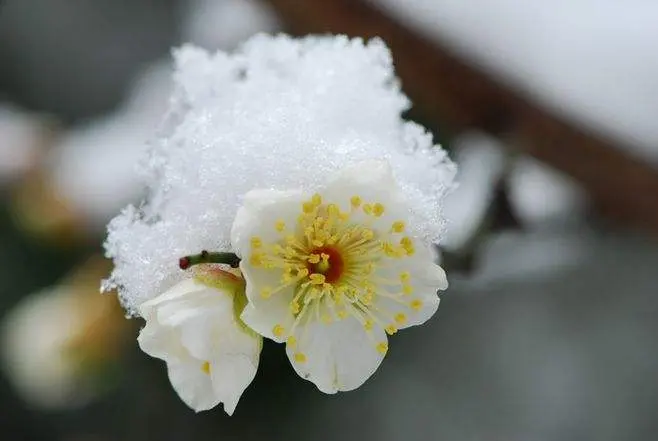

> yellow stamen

[
  {"left": 250, "top": 236, "right": 263, "bottom": 248},
  {"left": 385, "top": 325, "right": 398, "bottom": 335},
  {"left": 275, "top": 220, "right": 286, "bottom": 232},
  {"left": 373, "top": 203, "right": 385, "bottom": 217},
  {"left": 410, "top": 299, "right": 423, "bottom": 310}
]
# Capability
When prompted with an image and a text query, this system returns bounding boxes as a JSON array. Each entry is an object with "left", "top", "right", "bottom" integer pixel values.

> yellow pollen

[
  {"left": 309, "top": 273, "right": 326, "bottom": 285},
  {"left": 385, "top": 325, "right": 398, "bottom": 335},
  {"left": 373, "top": 203, "right": 385, "bottom": 217},
  {"left": 294, "top": 352, "right": 307, "bottom": 363},
  {"left": 410, "top": 299, "right": 423, "bottom": 310},
  {"left": 327, "top": 204, "right": 340, "bottom": 216},
  {"left": 275, "top": 220, "right": 286, "bottom": 232},
  {"left": 253, "top": 192, "right": 422, "bottom": 339},
  {"left": 362, "top": 229, "right": 374, "bottom": 240},
  {"left": 376, "top": 342, "right": 388, "bottom": 354},
  {"left": 400, "top": 236, "right": 413, "bottom": 248},
  {"left": 260, "top": 287, "right": 273, "bottom": 299},
  {"left": 394, "top": 313, "right": 407, "bottom": 324},
  {"left": 201, "top": 361, "right": 211, "bottom": 374},
  {"left": 250, "top": 253, "right": 264, "bottom": 267},
  {"left": 287, "top": 336, "right": 297, "bottom": 348}
]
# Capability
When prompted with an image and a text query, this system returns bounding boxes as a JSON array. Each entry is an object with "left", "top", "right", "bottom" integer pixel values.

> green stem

[{"left": 179, "top": 251, "right": 241, "bottom": 270}]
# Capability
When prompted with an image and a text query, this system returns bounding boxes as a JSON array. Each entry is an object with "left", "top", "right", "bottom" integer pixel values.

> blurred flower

[
  {"left": 183, "top": 0, "right": 280, "bottom": 51},
  {"left": 507, "top": 156, "right": 589, "bottom": 229},
  {"left": 0, "top": 103, "right": 53, "bottom": 184},
  {"left": 441, "top": 132, "right": 508, "bottom": 252},
  {"left": 1, "top": 257, "right": 132, "bottom": 410},
  {"left": 233, "top": 160, "right": 448, "bottom": 393},
  {"left": 9, "top": 63, "right": 172, "bottom": 244},
  {"left": 138, "top": 266, "right": 261, "bottom": 414}
]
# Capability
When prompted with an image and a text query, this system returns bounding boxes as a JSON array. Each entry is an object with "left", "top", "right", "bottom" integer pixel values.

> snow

[
  {"left": 368, "top": 0, "right": 658, "bottom": 163},
  {"left": 104, "top": 35, "right": 456, "bottom": 314}
]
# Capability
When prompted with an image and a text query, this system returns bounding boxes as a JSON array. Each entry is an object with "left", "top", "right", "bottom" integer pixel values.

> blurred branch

[{"left": 263, "top": 0, "right": 658, "bottom": 237}]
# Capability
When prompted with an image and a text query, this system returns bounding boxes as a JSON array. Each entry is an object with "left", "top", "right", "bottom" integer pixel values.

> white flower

[
  {"left": 137, "top": 266, "right": 261, "bottom": 414},
  {"left": 231, "top": 160, "right": 448, "bottom": 393},
  {"left": 1, "top": 260, "right": 129, "bottom": 410}
]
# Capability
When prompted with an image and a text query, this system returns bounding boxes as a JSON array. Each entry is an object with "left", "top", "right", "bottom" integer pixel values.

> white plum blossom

[
  {"left": 232, "top": 160, "right": 448, "bottom": 392},
  {"left": 137, "top": 266, "right": 261, "bottom": 414},
  {"left": 104, "top": 34, "right": 456, "bottom": 411}
]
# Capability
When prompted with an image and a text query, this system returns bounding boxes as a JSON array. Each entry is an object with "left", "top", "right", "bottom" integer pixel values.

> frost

[{"left": 104, "top": 34, "right": 456, "bottom": 315}]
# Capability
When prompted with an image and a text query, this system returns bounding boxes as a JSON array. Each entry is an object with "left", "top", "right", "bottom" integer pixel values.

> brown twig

[{"left": 263, "top": 0, "right": 658, "bottom": 236}]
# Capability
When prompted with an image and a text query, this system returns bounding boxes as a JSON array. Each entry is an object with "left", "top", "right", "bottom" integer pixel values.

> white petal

[
  {"left": 323, "top": 160, "right": 398, "bottom": 204},
  {"left": 167, "top": 359, "right": 220, "bottom": 412},
  {"left": 286, "top": 318, "right": 387, "bottom": 393},
  {"left": 230, "top": 188, "right": 305, "bottom": 258},
  {"left": 137, "top": 321, "right": 188, "bottom": 362},
  {"left": 209, "top": 350, "right": 260, "bottom": 416},
  {"left": 139, "top": 278, "right": 208, "bottom": 319},
  {"left": 322, "top": 160, "right": 410, "bottom": 230},
  {"left": 154, "top": 287, "right": 226, "bottom": 329},
  {"left": 137, "top": 277, "right": 262, "bottom": 414},
  {"left": 240, "top": 302, "right": 295, "bottom": 343}
]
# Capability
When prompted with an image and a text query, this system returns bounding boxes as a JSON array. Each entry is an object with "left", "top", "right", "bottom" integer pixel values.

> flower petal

[
  {"left": 167, "top": 359, "right": 220, "bottom": 412},
  {"left": 209, "top": 351, "right": 259, "bottom": 416},
  {"left": 137, "top": 320, "right": 188, "bottom": 362},
  {"left": 240, "top": 302, "right": 294, "bottom": 343},
  {"left": 286, "top": 318, "right": 387, "bottom": 393},
  {"left": 138, "top": 278, "right": 203, "bottom": 319},
  {"left": 230, "top": 188, "right": 305, "bottom": 258}
]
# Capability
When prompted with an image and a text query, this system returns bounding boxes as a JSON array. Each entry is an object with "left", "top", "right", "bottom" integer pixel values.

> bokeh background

[{"left": 1, "top": 1, "right": 657, "bottom": 440}]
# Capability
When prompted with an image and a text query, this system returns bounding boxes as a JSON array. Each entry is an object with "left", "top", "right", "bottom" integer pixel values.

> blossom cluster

[{"left": 104, "top": 34, "right": 455, "bottom": 414}]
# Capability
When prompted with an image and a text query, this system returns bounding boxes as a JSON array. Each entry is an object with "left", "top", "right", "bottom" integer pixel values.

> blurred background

[{"left": 0, "top": 1, "right": 657, "bottom": 440}]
